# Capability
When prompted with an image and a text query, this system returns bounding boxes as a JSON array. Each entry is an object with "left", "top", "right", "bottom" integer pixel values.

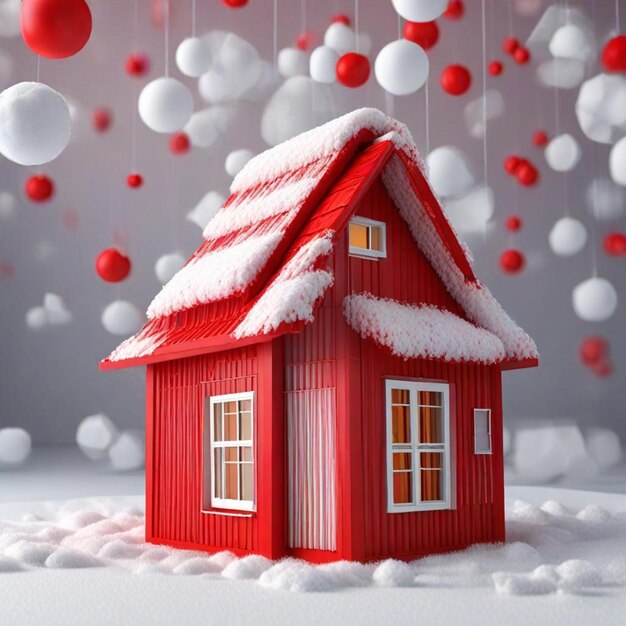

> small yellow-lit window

[{"left": 348, "top": 217, "right": 386, "bottom": 259}]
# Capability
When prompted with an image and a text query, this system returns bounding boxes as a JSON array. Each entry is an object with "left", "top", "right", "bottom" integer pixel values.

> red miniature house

[{"left": 101, "top": 109, "right": 538, "bottom": 564}]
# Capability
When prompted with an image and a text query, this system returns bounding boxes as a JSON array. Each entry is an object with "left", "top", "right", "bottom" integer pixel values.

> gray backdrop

[{"left": 0, "top": 0, "right": 624, "bottom": 444}]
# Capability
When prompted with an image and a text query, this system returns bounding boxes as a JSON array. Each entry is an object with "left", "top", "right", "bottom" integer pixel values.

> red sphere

[
  {"left": 21, "top": 0, "right": 92, "bottom": 59},
  {"left": 92, "top": 107, "right": 112, "bottom": 133},
  {"left": 126, "top": 173, "right": 143, "bottom": 188},
  {"left": 603, "top": 231, "right": 626, "bottom": 256},
  {"left": 488, "top": 60, "right": 503, "bottom": 76},
  {"left": 95, "top": 248, "right": 131, "bottom": 283},
  {"left": 499, "top": 249, "right": 525, "bottom": 275},
  {"left": 505, "top": 215, "right": 522, "bottom": 232},
  {"left": 513, "top": 46, "right": 531, "bottom": 64},
  {"left": 579, "top": 336, "right": 609, "bottom": 366},
  {"left": 169, "top": 132, "right": 190, "bottom": 155},
  {"left": 533, "top": 130, "right": 549, "bottom": 147},
  {"left": 502, "top": 37, "right": 519, "bottom": 55},
  {"left": 295, "top": 30, "right": 316, "bottom": 51},
  {"left": 25, "top": 175, "right": 54, "bottom": 202},
  {"left": 332, "top": 14, "right": 351, "bottom": 26},
  {"left": 336, "top": 53, "right": 370, "bottom": 88},
  {"left": 441, "top": 64, "right": 472, "bottom": 96},
  {"left": 503, "top": 155, "right": 521, "bottom": 175},
  {"left": 515, "top": 160, "right": 540, "bottom": 186},
  {"left": 592, "top": 359, "right": 613, "bottom": 378},
  {"left": 403, "top": 21, "right": 439, "bottom": 51},
  {"left": 222, "top": 0, "right": 248, "bottom": 7},
  {"left": 444, "top": 0, "right": 464, "bottom": 20},
  {"left": 125, "top": 53, "right": 150, "bottom": 77},
  {"left": 601, "top": 35, "right": 626, "bottom": 73}
]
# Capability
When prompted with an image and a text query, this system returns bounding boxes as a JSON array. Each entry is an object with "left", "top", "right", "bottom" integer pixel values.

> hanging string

[
  {"left": 273, "top": 0, "right": 278, "bottom": 68},
  {"left": 164, "top": 0, "right": 170, "bottom": 76},
  {"left": 192, "top": 0, "right": 197, "bottom": 37},
  {"left": 354, "top": 0, "right": 360, "bottom": 53},
  {"left": 397, "top": 12, "right": 402, "bottom": 39},
  {"left": 131, "top": 0, "right": 139, "bottom": 172},
  {"left": 300, "top": 0, "right": 306, "bottom": 33},
  {"left": 616, "top": 0, "right": 621, "bottom": 32},
  {"left": 481, "top": 0, "right": 488, "bottom": 191},
  {"left": 590, "top": 178, "right": 599, "bottom": 277},
  {"left": 424, "top": 79, "right": 430, "bottom": 157}
]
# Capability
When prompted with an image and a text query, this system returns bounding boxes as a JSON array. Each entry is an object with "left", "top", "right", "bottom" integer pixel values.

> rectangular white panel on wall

[{"left": 287, "top": 387, "right": 336, "bottom": 551}]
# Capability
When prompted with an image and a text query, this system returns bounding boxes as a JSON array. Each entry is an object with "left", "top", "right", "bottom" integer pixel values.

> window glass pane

[
  {"left": 239, "top": 399, "right": 251, "bottom": 413},
  {"left": 213, "top": 448, "right": 223, "bottom": 499},
  {"left": 225, "top": 461, "right": 238, "bottom": 500},
  {"left": 393, "top": 471, "right": 412, "bottom": 504},
  {"left": 241, "top": 446, "right": 253, "bottom": 462},
  {"left": 475, "top": 433, "right": 491, "bottom": 454},
  {"left": 240, "top": 411, "right": 252, "bottom": 440},
  {"left": 369, "top": 225, "right": 382, "bottom": 251},
  {"left": 225, "top": 447, "right": 237, "bottom": 462},
  {"left": 391, "top": 388, "right": 409, "bottom": 405},
  {"left": 349, "top": 222, "right": 368, "bottom": 249},
  {"left": 392, "top": 405, "right": 411, "bottom": 444},
  {"left": 213, "top": 404, "right": 222, "bottom": 441},
  {"left": 241, "top": 463, "right": 253, "bottom": 502},
  {"left": 419, "top": 406, "right": 443, "bottom": 444},
  {"left": 393, "top": 452, "right": 412, "bottom": 470},
  {"left": 418, "top": 390, "right": 442, "bottom": 407},
  {"left": 224, "top": 411, "right": 238, "bottom": 441},
  {"left": 474, "top": 410, "right": 489, "bottom": 433},
  {"left": 420, "top": 453, "right": 443, "bottom": 502},
  {"left": 224, "top": 401, "right": 237, "bottom": 414}
]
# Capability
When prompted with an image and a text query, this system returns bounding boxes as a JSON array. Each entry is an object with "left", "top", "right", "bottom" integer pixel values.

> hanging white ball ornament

[
  {"left": 225, "top": 148, "right": 254, "bottom": 177},
  {"left": 155, "top": 252, "right": 186, "bottom": 285},
  {"left": 572, "top": 277, "right": 618, "bottom": 322},
  {"left": 101, "top": 300, "right": 143, "bottom": 336},
  {"left": 277, "top": 47, "right": 309, "bottom": 78},
  {"left": 545, "top": 133, "right": 581, "bottom": 172},
  {"left": 548, "top": 217, "right": 588, "bottom": 256},
  {"left": 138, "top": 77, "right": 193, "bottom": 133},
  {"left": 175, "top": 37, "right": 212, "bottom": 77},
  {"left": 309, "top": 45, "right": 339, "bottom": 83},
  {"left": 391, "top": 0, "right": 447, "bottom": 22},
  {"left": 25, "top": 306, "right": 48, "bottom": 330},
  {"left": 323, "top": 22, "right": 356, "bottom": 55},
  {"left": 549, "top": 24, "right": 593, "bottom": 62},
  {"left": 0, "top": 82, "right": 71, "bottom": 166},
  {"left": 609, "top": 136, "right": 626, "bottom": 187},
  {"left": 426, "top": 146, "right": 475, "bottom": 199},
  {"left": 375, "top": 39, "right": 429, "bottom": 96}
]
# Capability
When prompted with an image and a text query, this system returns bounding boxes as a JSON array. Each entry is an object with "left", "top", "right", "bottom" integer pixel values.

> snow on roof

[{"left": 344, "top": 293, "right": 507, "bottom": 364}]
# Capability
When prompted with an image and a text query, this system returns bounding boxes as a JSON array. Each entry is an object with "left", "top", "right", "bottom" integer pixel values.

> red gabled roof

[{"left": 102, "top": 109, "right": 537, "bottom": 370}]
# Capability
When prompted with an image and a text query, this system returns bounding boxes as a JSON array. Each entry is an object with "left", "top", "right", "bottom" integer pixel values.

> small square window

[
  {"left": 473, "top": 409, "right": 492, "bottom": 455},
  {"left": 348, "top": 217, "right": 386, "bottom": 259}
]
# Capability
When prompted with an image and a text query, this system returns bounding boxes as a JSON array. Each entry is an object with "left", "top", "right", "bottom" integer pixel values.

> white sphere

[
  {"left": 309, "top": 46, "right": 339, "bottom": 83},
  {"left": 0, "top": 427, "right": 31, "bottom": 466},
  {"left": 155, "top": 252, "right": 185, "bottom": 284},
  {"left": 25, "top": 306, "right": 48, "bottom": 330},
  {"left": 443, "top": 185, "right": 494, "bottom": 234},
  {"left": 176, "top": 37, "right": 212, "bottom": 77},
  {"left": 572, "top": 277, "right": 618, "bottom": 322},
  {"left": 586, "top": 178, "right": 624, "bottom": 221},
  {"left": 138, "top": 77, "right": 193, "bottom": 134},
  {"left": 0, "top": 191, "right": 16, "bottom": 220},
  {"left": 427, "top": 146, "right": 474, "bottom": 199},
  {"left": 549, "top": 24, "right": 592, "bottom": 62},
  {"left": 187, "top": 190, "right": 225, "bottom": 230},
  {"left": 108, "top": 430, "right": 145, "bottom": 471},
  {"left": 549, "top": 217, "right": 587, "bottom": 256},
  {"left": 545, "top": 133, "right": 581, "bottom": 172},
  {"left": 101, "top": 300, "right": 143, "bottom": 336},
  {"left": 585, "top": 428, "right": 622, "bottom": 471},
  {"left": 225, "top": 148, "right": 253, "bottom": 177},
  {"left": 324, "top": 22, "right": 356, "bottom": 55},
  {"left": 391, "top": 0, "right": 447, "bottom": 22},
  {"left": 0, "top": 82, "right": 71, "bottom": 166},
  {"left": 576, "top": 73, "right": 626, "bottom": 144},
  {"left": 375, "top": 39, "right": 429, "bottom": 96},
  {"left": 277, "top": 47, "right": 309, "bottom": 78},
  {"left": 76, "top": 413, "right": 119, "bottom": 461},
  {"left": 537, "top": 58, "right": 585, "bottom": 89},
  {"left": 609, "top": 136, "right": 626, "bottom": 187}
]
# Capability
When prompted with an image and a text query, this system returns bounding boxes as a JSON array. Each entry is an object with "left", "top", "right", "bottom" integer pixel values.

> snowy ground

[{"left": 1, "top": 448, "right": 625, "bottom": 625}]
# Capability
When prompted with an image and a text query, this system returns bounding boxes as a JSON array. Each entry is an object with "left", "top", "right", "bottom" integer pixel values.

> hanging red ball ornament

[
  {"left": 503, "top": 155, "right": 521, "bottom": 175},
  {"left": 444, "top": 0, "right": 464, "bottom": 20},
  {"left": 533, "top": 130, "right": 549, "bottom": 147},
  {"left": 92, "top": 107, "right": 113, "bottom": 133},
  {"left": 20, "top": 0, "right": 92, "bottom": 59},
  {"left": 222, "top": 0, "right": 248, "bottom": 8},
  {"left": 488, "top": 60, "right": 503, "bottom": 76},
  {"left": 505, "top": 215, "right": 522, "bottom": 232},
  {"left": 25, "top": 174, "right": 54, "bottom": 202},
  {"left": 331, "top": 14, "right": 351, "bottom": 26},
  {"left": 441, "top": 64, "right": 472, "bottom": 95},
  {"left": 515, "top": 160, "right": 539, "bottom": 186},
  {"left": 403, "top": 21, "right": 439, "bottom": 51},
  {"left": 579, "top": 336, "right": 609, "bottom": 366},
  {"left": 601, "top": 35, "right": 626, "bottom": 73},
  {"left": 126, "top": 173, "right": 143, "bottom": 188},
  {"left": 513, "top": 46, "right": 531, "bottom": 64},
  {"left": 169, "top": 132, "right": 190, "bottom": 155},
  {"left": 499, "top": 249, "right": 525, "bottom": 275},
  {"left": 125, "top": 53, "right": 150, "bottom": 77},
  {"left": 95, "top": 248, "right": 131, "bottom": 283},
  {"left": 336, "top": 53, "right": 370, "bottom": 88},
  {"left": 591, "top": 359, "right": 613, "bottom": 378},
  {"left": 603, "top": 231, "right": 626, "bottom": 256},
  {"left": 502, "top": 37, "right": 519, "bottom": 55},
  {"left": 295, "top": 30, "right": 316, "bottom": 51}
]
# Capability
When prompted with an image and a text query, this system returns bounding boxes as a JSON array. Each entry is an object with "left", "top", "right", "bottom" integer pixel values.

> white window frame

[
  {"left": 473, "top": 408, "right": 492, "bottom": 455},
  {"left": 348, "top": 216, "right": 387, "bottom": 259},
  {"left": 385, "top": 379, "right": 452, "bottom": 513},
  {"left": 205, "top": 391, "right": 255, "bottom": 512}
]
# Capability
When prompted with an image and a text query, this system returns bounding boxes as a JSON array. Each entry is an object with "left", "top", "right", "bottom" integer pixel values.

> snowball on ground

[
  {"left": 0, "top": 427, "right": 31, "bottom": 466},
  {"left": 76, "top": 414, "right": 119, "bottom": 461},
  {"left": 343, "top": 293, "right": 506, "bottom": 364},
  {"left": 108, "top": 430, "right": 145, "bottom": 471}
]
